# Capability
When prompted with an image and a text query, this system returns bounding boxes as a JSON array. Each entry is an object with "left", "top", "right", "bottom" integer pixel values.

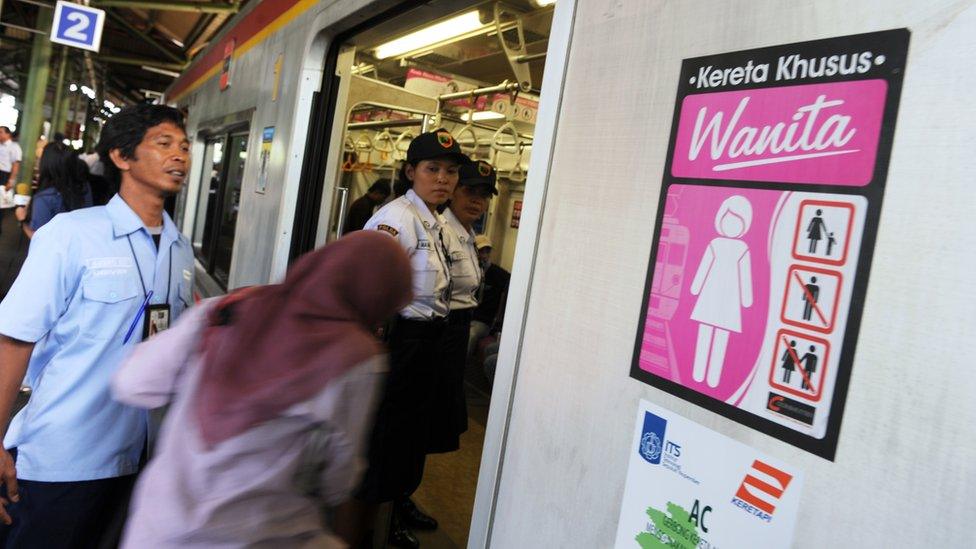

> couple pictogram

[{"left": 779, "top": 340, "right": 819, "bottom": 390}]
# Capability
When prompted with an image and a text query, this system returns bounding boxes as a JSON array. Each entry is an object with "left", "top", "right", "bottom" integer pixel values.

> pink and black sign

[{"left": 631, "top": 29, "right": 909, "bottom": 460}]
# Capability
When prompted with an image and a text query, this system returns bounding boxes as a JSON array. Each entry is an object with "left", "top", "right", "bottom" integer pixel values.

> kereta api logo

[
  {"left": 638, "top": 412, "right": 667, "bottom": 465},
  {"left": 730, "top": 460, "right": 793, "bottom": 522}
]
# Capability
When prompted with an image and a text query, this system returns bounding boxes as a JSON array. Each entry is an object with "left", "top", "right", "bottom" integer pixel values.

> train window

[
  {"left": 192, "top": 138, "right": 224, "bottom": 265},
  {"left": 192, "top": 131, "right": 248, "bottom": 288}
]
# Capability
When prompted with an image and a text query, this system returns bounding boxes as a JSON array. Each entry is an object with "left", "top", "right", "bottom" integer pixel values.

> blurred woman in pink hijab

[{"left": 113, "top": 231, "right": 412, "bottom": 548}]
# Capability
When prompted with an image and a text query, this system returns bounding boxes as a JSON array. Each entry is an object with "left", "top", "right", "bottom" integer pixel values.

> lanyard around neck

[{"left": 126, "top": 233, "right": 173, "bottom": 303}]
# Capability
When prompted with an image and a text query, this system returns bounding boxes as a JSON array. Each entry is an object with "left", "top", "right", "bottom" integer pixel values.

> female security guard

[
  {"left": 429, "top": 160, "right": 497, "bottom": 455},
  {"left": 357, "top": 129, "right": 469, "bottom": 548}
]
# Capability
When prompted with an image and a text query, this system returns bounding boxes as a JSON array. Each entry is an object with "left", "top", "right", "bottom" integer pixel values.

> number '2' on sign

[{"left": 50, "top": 1, "right": 106, "bottom": 53}]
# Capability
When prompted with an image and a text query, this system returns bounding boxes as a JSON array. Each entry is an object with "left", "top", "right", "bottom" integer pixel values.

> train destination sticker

[
  {"left": 613, "top": 401, "right": 804, "bottom": 548},
  {"left": 630, "top": 29, "right": 909, "bottom": 459}
]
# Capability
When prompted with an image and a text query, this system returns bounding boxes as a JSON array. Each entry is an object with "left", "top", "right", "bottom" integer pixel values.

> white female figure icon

[{"left": 689, "top": 196, "right": 754, "bottom": 388}]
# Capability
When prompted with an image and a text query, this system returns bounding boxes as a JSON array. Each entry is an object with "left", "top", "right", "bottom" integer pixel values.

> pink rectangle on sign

[{"left": 672, "top": 80, "right": 887, "bottom": 186}]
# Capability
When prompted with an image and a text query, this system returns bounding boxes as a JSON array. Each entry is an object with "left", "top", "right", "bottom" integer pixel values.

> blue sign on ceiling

[{"left": 50, "top": 1, "right": 106, "bottom": 53}]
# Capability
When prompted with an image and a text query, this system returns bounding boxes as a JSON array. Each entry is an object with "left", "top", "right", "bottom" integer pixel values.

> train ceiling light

[{"left": 373, "top": 11, "right": 483, "bottom": 60}]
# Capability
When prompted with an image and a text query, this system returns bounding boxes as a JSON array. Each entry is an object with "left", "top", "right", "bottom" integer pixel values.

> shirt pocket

[
  {"left": 410, "top": 249, "right": 439, "bottom": 299},
  {"left": 450, "top": 251, "right": 476, "bottom": 280},
  {"left": 81, "top": 276, "right": 141, "bottom": 340}
]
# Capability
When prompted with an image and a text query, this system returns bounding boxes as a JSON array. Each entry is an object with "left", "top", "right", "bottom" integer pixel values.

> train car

[{"left": 167, "top": 0, "right": 976, "bottom": 547}]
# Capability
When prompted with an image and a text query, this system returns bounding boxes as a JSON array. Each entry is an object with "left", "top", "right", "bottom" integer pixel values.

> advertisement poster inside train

[
  {"left": 614, "top": 401, "right": 803, "bottom": 548},
  {"left": 630, "top": 29, "right": 909, "bottom": 459}
]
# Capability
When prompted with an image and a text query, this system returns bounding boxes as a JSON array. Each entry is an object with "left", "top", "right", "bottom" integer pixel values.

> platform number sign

[{"left": 50, "top": 1, "right": 105, "bottom": 53}]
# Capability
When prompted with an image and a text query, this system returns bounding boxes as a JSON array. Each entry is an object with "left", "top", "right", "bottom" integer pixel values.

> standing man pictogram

[
  {"left": 806, "top": 209, "right": 828, "bottom": 254},
  {"left": 780, "top": 340, "right": 797, "bottom": 383},
  {"left": 800, "top": 346, "right": 819, "bottom": 390},
  {"left": 802, "top": 276, "right": 820, "bottom": 321}
]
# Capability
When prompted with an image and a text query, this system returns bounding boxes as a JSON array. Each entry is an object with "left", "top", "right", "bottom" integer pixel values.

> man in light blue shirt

[{"left": 0, "top": 104, "right": 194, "bottom": 546}]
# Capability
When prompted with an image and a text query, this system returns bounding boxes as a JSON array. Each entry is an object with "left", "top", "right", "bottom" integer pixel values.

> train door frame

[
  {"left": 284, "top": 1, "right": 579, "bottom": 545},
  {"left": 468, "top": 2, "right": 578, "bottom": 545}
]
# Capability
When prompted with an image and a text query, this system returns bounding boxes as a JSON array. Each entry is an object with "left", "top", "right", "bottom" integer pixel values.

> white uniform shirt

[
  {"left": 364, "top": 189, "right": 452, "bottom": 320},
  {"left": 0, "top": 139, "right": 22, "bottom": 172},
  {"left": 442, "top": 208, "right": 482, "bottom": 310}
]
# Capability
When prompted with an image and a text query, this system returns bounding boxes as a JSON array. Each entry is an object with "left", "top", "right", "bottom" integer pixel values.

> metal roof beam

[
  {"left": 92, "top": 1, "right": 239, "bottom": 14},
  {"left": 98, "top": 54, "right": 186, "bottom": 72},
  {"left": 106, "top": 9, "right": 185, "bottom": 64}
]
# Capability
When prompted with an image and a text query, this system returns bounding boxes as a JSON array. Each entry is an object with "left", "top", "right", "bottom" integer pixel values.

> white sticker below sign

[{"left": 614, "top": 401, "right": 803, "bottom": 548}]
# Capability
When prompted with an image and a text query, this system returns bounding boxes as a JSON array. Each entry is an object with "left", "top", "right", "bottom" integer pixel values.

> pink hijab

[{"left": 194, "top": 231, "right": 412, "bottom": 447}]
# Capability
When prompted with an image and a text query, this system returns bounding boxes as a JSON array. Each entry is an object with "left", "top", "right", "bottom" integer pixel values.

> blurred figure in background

[
  {"left": 113, "top": 231, "right": 412, "bottom": 548},
  {"left": 0, "top": 126, "right": 22, "bottom": 237},
  {"left": 470, "top": 236, "right": 511, "bottom": 385},
  {"left": 344, "top": 180, "right": 391, "bottom": 234},
  {"left": 13, "top": 142, "right": 93, "bottom": 238}
]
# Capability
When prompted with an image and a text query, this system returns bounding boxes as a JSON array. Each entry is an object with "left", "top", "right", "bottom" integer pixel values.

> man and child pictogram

[{"left": 770, "top": 330, "right": 829, "bottom": 401}]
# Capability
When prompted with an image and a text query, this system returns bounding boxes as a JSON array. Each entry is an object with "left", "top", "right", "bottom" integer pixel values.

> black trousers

[
  {"left": 427, "top": 309, "right": 473, "bottom": 454},
  {"left": 357, "top": 316, "right": 447, "bottom": 503},
  {"left": 0, "top": 468, "right": 136, "bottom": 548}
]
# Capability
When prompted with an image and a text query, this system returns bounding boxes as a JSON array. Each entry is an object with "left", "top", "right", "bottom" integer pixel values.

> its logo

[
  {"left": 478, "top": 162, "right": 492, "bottom": 177},
  {"left": 731, "top": 460, "right": 793, "bottom": 522},
  {"left": 638, "top": 412, "right": 667, "bottom": 464},
  {"left": 436, "top": 132, "right": 454, "bottom": 148}
]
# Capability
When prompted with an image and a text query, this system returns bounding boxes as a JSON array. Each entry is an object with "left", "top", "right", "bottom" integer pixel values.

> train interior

[{"left": 322, "top": 1, "right": 555, "bottom": 546}]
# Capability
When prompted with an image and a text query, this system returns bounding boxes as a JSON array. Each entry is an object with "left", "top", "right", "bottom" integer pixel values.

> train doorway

[{"left": 304, "top": 2, "right": 557, "bottom": 546}]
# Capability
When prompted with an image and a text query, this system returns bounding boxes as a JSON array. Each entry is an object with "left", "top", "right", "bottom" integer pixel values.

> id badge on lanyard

[
  {"left": 126, "top": 234, "right": 173, "bottom": 342},
  {"left": 143, "top": 303, "right": 171, "bottom": 339}
]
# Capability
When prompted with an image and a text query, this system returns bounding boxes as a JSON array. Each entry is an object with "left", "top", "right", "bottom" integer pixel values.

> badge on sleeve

[
  {"left": 143, "top": 304, "right": 171, "bottom": 339},
  {"left": 377, "top": 224, "right": 399, "bottom": 237}
]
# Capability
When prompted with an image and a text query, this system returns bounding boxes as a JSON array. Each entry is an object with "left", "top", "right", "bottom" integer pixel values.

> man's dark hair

[
  {"left": 96, "top": 104, "right": 185, "bottom": 188},
  {"left": 0, "top": 126, "right": 10, "bottom": 135},
  {"left": 368, "top": 179, "right": 392, "bottom": 197}
]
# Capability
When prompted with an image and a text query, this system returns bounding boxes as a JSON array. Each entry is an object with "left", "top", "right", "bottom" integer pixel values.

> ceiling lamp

[
  {"left": 462, "top": 110, "right": 505, "bottom": 122},
  {"left": 373, "top": 11, "right": 483, "bottom": 60}
]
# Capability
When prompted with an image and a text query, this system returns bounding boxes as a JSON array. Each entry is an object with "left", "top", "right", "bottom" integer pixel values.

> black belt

[
  {"left": 447, "top": 308, "right": 474, "bottom": 326},
  {"left": 392, "top": 315, "right": 448, "bottom": 338}
]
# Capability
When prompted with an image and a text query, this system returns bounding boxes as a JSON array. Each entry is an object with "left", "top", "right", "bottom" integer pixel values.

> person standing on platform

[
  {"left": 0, "top": 104, "right": 194, "bottom": 547},
  {"left": 0, "top": 127, "right": 22, "bottom": 237},
  {"left": 356, "top": 129, "right": 469, "bottom": 549},
  {"left": 343, "top": 179, "right": 391, "bottom": 234},
  {"left": 429, "top": 160, "right": 496, "bottom": 456}
]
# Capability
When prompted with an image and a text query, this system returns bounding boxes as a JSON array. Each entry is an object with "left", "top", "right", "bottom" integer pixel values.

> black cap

[
  {"left": 407, "top": 129, "right": 470, "bottom": 165},
  {"left": 458, "top": 160, "right": 498, "bottom": 195}
]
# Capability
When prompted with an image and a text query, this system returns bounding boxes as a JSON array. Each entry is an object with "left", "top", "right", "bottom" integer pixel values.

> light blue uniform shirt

[{"left": 0, "top": 194, "right": 194, "bottom": 481}]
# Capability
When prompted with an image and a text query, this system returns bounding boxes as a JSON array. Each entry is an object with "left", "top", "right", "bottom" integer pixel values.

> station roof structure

[{"left": 0, "top": 0, "right": 251, "bottom": 107}]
